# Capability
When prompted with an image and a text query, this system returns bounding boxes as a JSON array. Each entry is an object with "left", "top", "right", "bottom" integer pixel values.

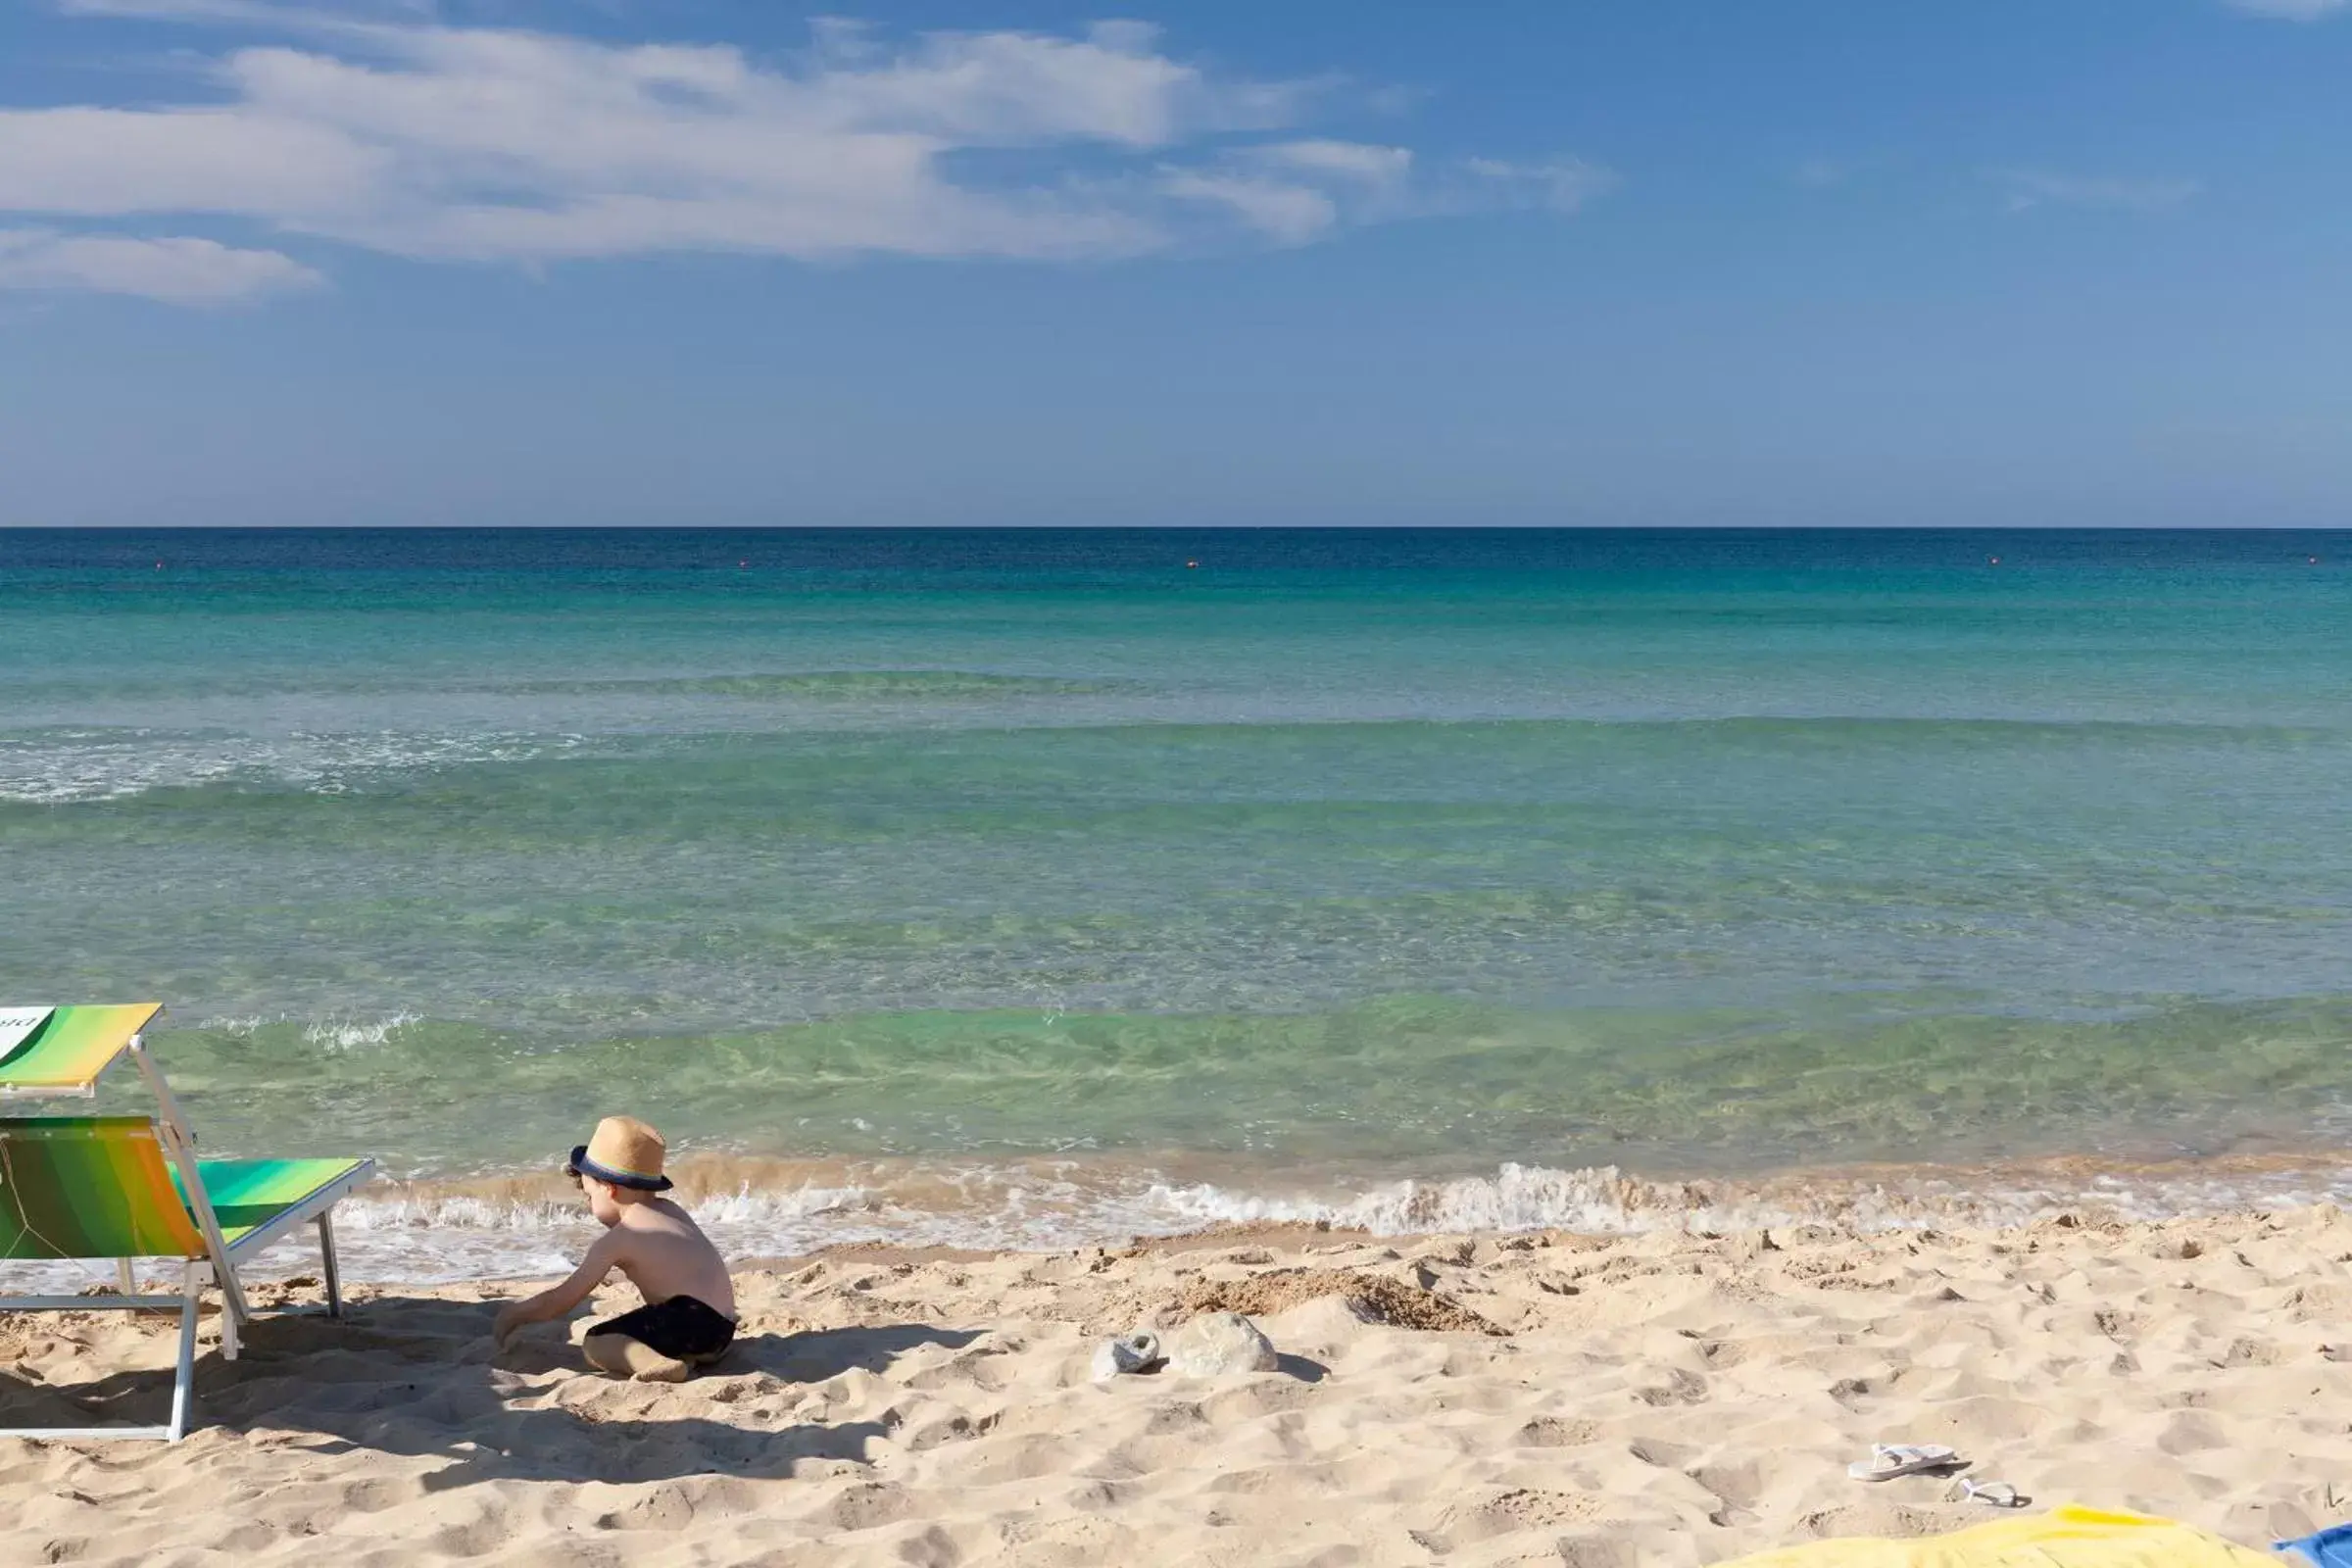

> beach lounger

[{"left": 0, "top": 1004, "right": 375, "bottom": 1441}]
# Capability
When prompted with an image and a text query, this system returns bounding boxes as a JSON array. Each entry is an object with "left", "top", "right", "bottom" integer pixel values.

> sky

[{"left": 0, "top": 0, "right": 2347, "bottom": 528}]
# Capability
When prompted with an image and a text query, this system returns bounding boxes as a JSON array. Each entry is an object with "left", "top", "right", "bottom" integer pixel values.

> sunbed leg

[
  {"left": 168, "top": 1261, "right": 200, "bottom": 1442},
  {"left": 202, "top": 1260, "right": 240, "bottom": 1362},
  {"left": 317, "top": 1212, "right": 344, "bottom": 1320},
  {"left": 118, "top": 1259, "right": 137, "bottom": 1297}
]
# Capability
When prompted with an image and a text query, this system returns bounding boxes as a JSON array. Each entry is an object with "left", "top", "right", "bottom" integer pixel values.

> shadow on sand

[{"left": 0, "top": 1292, "right": 984, "bottom": 1488}]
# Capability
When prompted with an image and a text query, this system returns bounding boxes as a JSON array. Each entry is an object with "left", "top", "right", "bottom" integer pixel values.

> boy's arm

[{"left": 493, "top": 1231, "right": 627, "bottom": 1345}]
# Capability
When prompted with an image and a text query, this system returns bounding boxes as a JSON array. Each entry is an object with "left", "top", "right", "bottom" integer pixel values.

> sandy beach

[{"left": 7, "top": 1204, "right": 2351, "bottom": 1567}]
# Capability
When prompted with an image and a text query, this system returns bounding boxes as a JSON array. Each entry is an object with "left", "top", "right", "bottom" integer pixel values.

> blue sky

[{"left": 1, "top": 1, "right": 2346, "bottom": 527}]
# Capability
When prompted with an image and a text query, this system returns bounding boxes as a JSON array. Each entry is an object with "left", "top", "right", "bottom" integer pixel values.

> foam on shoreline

[{"left": 172, "top": 1149, "right": 2352, "bottom": 1288}]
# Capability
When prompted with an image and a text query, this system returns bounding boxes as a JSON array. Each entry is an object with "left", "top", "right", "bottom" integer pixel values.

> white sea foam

[
  {"left": 301, "top": 1011, "right": 422, "bottom": 1051},
  {"left": 13, "top": 1156, "right": 2328, "bottom": 1294},
  {"left": 0, "top": 728, "right": 590, "bottom": 804},
  {"left": 188, "top": 1010, "right": 421, "bottom": 1049},
  {"left": 1244, "top": 1165, "right": 2352, "bottom": 1244}
]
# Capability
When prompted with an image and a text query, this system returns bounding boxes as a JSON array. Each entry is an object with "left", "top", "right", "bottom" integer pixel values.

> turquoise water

[{"left": 7, "top": 528, "right": 2352, "bottom": 1264}]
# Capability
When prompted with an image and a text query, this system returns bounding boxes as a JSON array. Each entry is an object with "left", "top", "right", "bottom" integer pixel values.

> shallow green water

[{"left": 7, "top": 528, "right": 2352, "bottom": 1258}]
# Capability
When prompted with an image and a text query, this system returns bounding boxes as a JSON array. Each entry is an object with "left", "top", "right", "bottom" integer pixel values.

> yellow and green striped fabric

[
  {"left": 0, "top": 1116, "right": 205, "bottom": 1259},
  {"left": 0, "top": 1117, "right": 369, "bottom": 1261},
  {"left": 0, "top": 1004, "right": 166, "bottom": 1094},
  {"left": 182, "top": 1157, "right": 371, "bottom": 1248}
]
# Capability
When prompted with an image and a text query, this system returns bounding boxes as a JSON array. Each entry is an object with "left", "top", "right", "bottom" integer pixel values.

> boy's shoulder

[{"left": 620, "top": 1197, "right": 710, "bottom": 1240}]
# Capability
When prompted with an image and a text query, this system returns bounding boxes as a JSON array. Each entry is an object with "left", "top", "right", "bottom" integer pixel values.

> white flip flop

[
  {"left": 1958, "top": 1479, "right": 2029, "bottom": 1508},
  {"left": 1848, "top": 1443, "right": 1967, "bottom": 1481}
]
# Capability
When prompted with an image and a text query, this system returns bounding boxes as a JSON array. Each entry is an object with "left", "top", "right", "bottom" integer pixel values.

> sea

[{"left": 7, "top": 527, "right": 2352, "bottom": 1284}]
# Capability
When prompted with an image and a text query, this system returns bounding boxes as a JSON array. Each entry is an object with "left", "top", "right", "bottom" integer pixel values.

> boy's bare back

[{"left": 587, "top": 1197, "right": 735, "bottom": 1317}]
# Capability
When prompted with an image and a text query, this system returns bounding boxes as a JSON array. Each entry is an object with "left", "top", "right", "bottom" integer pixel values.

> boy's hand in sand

[{"left": 492, "top": 1301, "right": 529, "bottom": 1348}]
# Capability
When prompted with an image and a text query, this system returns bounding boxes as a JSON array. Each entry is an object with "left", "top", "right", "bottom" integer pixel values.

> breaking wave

[{"left": 183, "top": 1153, "right": 2352, "bottom": 1288}]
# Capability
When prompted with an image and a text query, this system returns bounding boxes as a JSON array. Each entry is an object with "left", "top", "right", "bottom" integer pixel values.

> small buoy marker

[{"left": 1186, "top": 560, "right": 1200, "bottom": 569}]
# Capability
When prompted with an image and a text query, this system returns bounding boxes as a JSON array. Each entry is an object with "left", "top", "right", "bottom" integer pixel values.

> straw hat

[{"left": 568, "top": 1115, "right": 672, "bottom": 1192}]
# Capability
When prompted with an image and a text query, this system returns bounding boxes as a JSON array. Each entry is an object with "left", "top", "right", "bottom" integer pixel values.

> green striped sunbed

[{"left": 0, "top": 1005, "right": 375, "bottom": 1442}]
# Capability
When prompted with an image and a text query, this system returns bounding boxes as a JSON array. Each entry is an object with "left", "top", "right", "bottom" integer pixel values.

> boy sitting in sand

[{"left": 492, "top": 1116, "right": 738, "bottom": 1382}]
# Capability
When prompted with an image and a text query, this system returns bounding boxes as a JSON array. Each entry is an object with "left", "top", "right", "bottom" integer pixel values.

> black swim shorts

[{"left": 585, "top": 1294, "right": 737, "bottom": 1361}]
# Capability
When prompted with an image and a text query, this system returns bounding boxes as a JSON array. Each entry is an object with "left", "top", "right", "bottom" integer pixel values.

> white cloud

[
  {"left": 1262, "top": 139, "right": 1415, "bottom": 187},
  {"left": 1159, "top": 140, "right": 1404, "bottom": 244},
  {"left": 3, "top": 9, "right": 1608, "bottom": 301},
  {"left": 0, "top": 229, "right": 323, "bottom": 302},
  {"left": 0, "top": 107, "right": 386, "bottom": 215},
  {"left": 1154, "top": 143, "right": 1612, "bottom": 248},
  {"left": 2222, "top": 0, "right": 2348, "bottom": 19},
  {"left": 1988, "top": 169, "right": 2202, "bottom": 214},
  {"left": 1161, "top": 171, "right": 1342, "bottom": 246}
]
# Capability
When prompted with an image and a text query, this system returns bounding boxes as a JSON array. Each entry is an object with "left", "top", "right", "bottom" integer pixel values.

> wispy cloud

[
  {"left": 2221, "top": 0, "right": 2348, "bottom": 19},
  {"left": 3, "top": 5, "right": 1611, "bottom": 303},
  {"left": 1159, "top": 143, "right": 1610, "bottom": 246},
  {"left": 1987, "top": 169, "right": 2202, "bottom": 214},
  {"left": 1160, "top": 170, "right": 1343, "bottom": 247},
  {"left": 0, "top": 229, "right": 324, "bottom": 302}
]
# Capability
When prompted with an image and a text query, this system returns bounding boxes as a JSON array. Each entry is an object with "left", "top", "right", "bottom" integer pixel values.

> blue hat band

[{"left": 568, "top": 1145, "right": 672, "bottom": 1192}]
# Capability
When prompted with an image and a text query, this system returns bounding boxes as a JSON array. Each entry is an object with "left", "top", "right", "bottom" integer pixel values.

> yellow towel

[{"left": 1717, "top": 1506, "right": 2278, "bottom": 1568}]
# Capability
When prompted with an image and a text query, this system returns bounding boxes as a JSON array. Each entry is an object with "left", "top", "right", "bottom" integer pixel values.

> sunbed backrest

[{"left": 0, "top": 1116, "right": 206, "bottom": 1260}]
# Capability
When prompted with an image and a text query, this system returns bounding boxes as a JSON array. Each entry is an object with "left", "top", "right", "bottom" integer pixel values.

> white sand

[{"left": 7, "top": 1205, "right": 2352, "bottom": 1566}]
